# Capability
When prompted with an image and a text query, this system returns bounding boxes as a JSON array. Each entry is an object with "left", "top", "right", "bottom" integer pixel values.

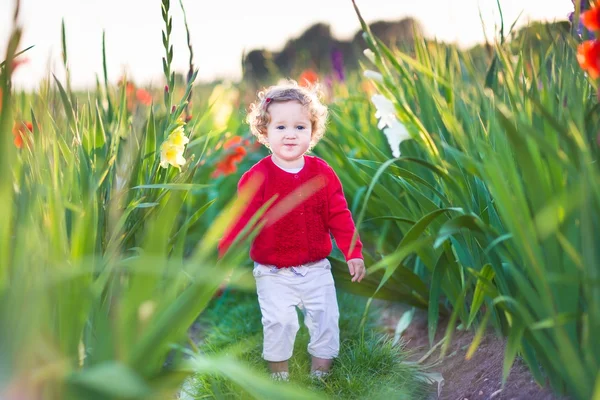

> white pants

[{"left": 253, "top": 258, "right": 340, "bottom": 362}]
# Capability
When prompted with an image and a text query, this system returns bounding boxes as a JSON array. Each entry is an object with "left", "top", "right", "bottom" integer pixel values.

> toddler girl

[{"left": 219, "top": 80, "right": 365, "bottom": 381}]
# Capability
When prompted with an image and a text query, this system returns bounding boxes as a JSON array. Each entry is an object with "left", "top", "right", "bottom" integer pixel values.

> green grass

[{"left": 186, "top": 287, "right": 428, "bottom": 399}]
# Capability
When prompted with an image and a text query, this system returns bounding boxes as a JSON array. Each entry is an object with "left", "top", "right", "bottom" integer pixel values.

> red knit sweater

[{"left": 218, "top": 155, "right": 363, "bottom": 267}]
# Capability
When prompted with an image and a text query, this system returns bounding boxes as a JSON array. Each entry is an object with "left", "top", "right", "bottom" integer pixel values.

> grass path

[{"left": 185, "top": 289, "right": 429, "bottom": 399}]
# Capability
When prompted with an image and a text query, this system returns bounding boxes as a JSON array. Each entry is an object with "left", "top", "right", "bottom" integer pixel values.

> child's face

[{"left": 265, "top": 101, "right": 312, "bottom": 168}]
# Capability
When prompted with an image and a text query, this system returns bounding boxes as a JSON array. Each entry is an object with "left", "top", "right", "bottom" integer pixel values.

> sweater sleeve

[
  {"left": 326, "top": 166, "right": 363, "bottom": 260},
  {"left": 217, "top": 168, "right": 265, "bottom": 257}
]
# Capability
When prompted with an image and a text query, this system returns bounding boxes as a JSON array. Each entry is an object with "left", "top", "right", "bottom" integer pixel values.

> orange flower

[
  {"left": 12, "top": 121, "right": 33, "bottom": 149},
  {"left": 136, "top": 88, "right": 152, "bottom": 106},
  {"left": 125, "top": 82, "right": 135, "bottom": 96},
  {"left": 122, "top": 82, "right": 135, "bottom": 111},
  {"left": 223, "top": 135, "right": 242, "bottom": 150},
  {"left": 212, "top": 157, "right": 236, "bottom": 177},
  {"left": 212, "top": 146, "right": 247, "bottom": 177},
  {"left": 235, "top": 146, "right": 247, "bottom": 156},
  {"left": 298, "top": 69, "right": 319, "bottom": 87},
  {"left": 582, "top": 4, "right": 600, "bottom": 32},
  {"left": 577, "top": 40, "right": 600, "bottom": 79}
]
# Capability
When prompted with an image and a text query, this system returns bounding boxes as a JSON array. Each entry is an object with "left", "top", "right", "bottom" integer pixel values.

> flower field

[{"left": 1, "top": 0, "right": 600, "bottom": 399}]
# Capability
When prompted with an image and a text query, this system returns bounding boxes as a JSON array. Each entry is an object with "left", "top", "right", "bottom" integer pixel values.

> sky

[{"left": 0, "top": 0, "right": 573, "bottom": 90}]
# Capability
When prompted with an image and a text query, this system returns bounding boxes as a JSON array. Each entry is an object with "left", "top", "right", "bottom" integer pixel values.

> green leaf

[
  {"left": 434, "top": 215, "right": 485, "bottom": 249},
  {"left": 0, "top": 45, "right": 34, "bottom": 68},
  {"left": 132, "top": 183, "right": 210, "bottom": 191},
  {"left": 466, "top": 307, "right": 491, "bottom": 360},
  {"left": 93, "top": 103, "right": 106, "bottom": 148},
  {"left": 592, "top": 372, "right": 600, "bottom": 400},
  {"left": 502, "top": 319, "right": 525, "bottom": 385},
  {"left": 428, "top": 252, "right": 447, "bottom": 346},
  {"left": 467, "top": 264, "right": 495, "bottom": 328},
  {"left": 143, "top": 108, "right": 157, "bottom": 179},
  {"left": 53, "top": 74, "right": 76, "bottom": 129},
  {"left": 68, "top": 362, "right": 150, "bottom": 398},
  {"left": 400, "top": 208, "right": 462, "bottom": 250}
]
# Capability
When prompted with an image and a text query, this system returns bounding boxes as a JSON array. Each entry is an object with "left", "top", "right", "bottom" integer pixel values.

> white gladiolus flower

[
  {"left": 370, "top": 94, "right": 411, "bottom": 158},
  {"left": 371, "top": 94, "right": 397, "bottom": 129},
  {"left": 383, "top": 119, "right": 410, "bottom": 158},
  {"left": 363, "top": 70, "right": 383, "bottom": 82},
  {"left": 159, "top": 118, "right": 190, "bottom": 170},
  {"left": 160, "top": 141, "right": 187, "bottom": 169},
  {"left": 363, "top": 49, "right": 376, "bottom": 64}
]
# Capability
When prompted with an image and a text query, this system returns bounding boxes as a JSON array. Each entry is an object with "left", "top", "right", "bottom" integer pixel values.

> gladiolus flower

[
  {"left": 363, "top": 49, "right": 376, "bottom": 64},
  {"left": 11, "top": 57, "right": 29, "bottom": 72},
  {"left": 382, "top": 120, "right": 410, "bottom": 158},
  {"left": 167, "top": 125, "right": 189, "bottom": 147},
  {"left": 223, "top": 136, "right": 242, "bottom": 150},
  {"left": 126, "top": 82, "right": 135, "bottom": 96},
  {"left": 577, "top": 40, "right": 600, "bottom": 79},
  {"left": 12, "top": 121, "right": 33, "bottom": 149},
  {"left": 298, "top": 69, "right": 319, "bottom": 87},
  {"left": 212, "top": 139, "right": 248, "bottom": 177},
  {"left": 212, "top": 154, "right": 243, "bottom": 177},
  {"left": 235, "top": 146, "right": 247, "bottom": 156},
  {"left": 582, "top": 4, "right": 600, "bottom": 32},
  {"left": 159, "top": 141, "right": 186, "bottom": 169},
  {"left": 136, "top": 88, "right": 152, "bottom": 106},
  {"left": 370, "top": 94, "right": 410, "bottom": 158},
  {"left": 330, "top": 49, "right": 345, "bottom": 81},
  {"left": 363, "top": 70, "right": 383, "bottom": 82},
  {"left": 122, "top": 82, "right": 137, "bottom": 111},
  {"left": 159, "top": 119, "right": 189, "bottom": 170}
]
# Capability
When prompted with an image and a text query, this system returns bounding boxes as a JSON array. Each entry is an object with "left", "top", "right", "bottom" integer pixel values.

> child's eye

[
  {"left": 296, "top": 126, "right": 305, "bottom": 130},
  {"left": 276, "top": 125, "right": 285, "bottom": 130}
]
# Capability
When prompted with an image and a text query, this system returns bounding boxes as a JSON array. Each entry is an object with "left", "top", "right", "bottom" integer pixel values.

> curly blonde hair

[{"left": 246, "top": 79, "right": 328, "bottom": 150}]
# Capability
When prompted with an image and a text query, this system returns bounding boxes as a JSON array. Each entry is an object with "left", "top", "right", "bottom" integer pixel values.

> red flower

[
  {"left": 298, "top": 69, "right": 319, "bottom": 87},
  {"left": 235, "top": 146, "right": 247, "bottom": 156},
  {"left": 136, "top": 88, "right": 152, "bottom": 106},
  {"left": 125, "top": 82, "right": 135, "bottom": 96},
  {"left": 212, "top": 146, "right": 247, "bottom": 177},
  {"left": 577, "top": 40, "right": 600, "bottom": 79},
  {"left": 223, "top": 136, "right": 242, "bottom": 150},
  {"left": 122, "top": 82, "right": 136, "bottom": 111},
  {"left": 12, "top": 121, "right": 33, "bottom": 149},
  {"left": 11, "top": 57, "right": 28, "bottom": 72},
  {"left": 582, "top": 4, "right": 600, "bottom": 32}
]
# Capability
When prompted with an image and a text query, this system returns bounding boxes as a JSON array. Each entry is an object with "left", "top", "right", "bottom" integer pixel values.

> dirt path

[{"left": 377, "top": 301, "right": 566, "bottom": 400}]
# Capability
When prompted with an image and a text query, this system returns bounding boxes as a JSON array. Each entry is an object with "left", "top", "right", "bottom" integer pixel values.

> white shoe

[
  {"left": 271, "top": 372, "right": 289, "bottom": 382},
  {"left": 310, "top": 370, "right": 330, "bottom": 380}
]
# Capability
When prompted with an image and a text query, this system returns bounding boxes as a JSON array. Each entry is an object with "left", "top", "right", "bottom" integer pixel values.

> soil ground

[{"left": 377, "top": 301, "right": 567, "bottom": 400}]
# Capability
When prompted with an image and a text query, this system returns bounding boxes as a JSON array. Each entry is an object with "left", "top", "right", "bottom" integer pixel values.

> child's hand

[{"left": 347, "top": 258, "right": 366, "bottom": 283}]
